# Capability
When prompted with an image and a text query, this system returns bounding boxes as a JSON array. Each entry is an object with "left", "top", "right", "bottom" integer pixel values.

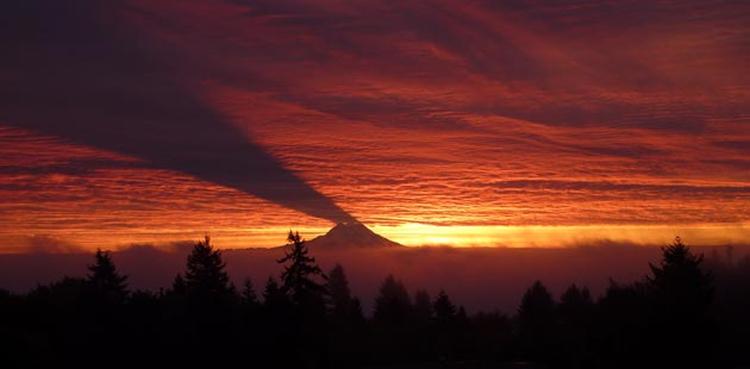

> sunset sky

[{"left": 1, "top": 0, "right": 749, "bottom": 251}]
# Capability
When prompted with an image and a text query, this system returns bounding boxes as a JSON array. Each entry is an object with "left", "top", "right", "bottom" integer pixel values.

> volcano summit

[{"left": 306, "top": 221, "right": 403, "bottom": 250}]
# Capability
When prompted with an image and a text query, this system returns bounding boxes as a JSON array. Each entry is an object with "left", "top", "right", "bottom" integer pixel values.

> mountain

[{"left": 306, "top": 221, "right": 403, "bottom": 250}]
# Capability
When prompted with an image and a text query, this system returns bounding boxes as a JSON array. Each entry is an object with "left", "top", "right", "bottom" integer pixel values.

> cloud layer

[
  {"left": 1, "top": 0, "right": 749, "bottom": 248},
  {"left": 0, "top": 0, "right": 354, "bottom": 224}
]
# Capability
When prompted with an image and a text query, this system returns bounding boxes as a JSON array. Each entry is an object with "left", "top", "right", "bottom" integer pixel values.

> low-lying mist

[{"left": 1, "top": 242, "right": 746, "bottom": 313}]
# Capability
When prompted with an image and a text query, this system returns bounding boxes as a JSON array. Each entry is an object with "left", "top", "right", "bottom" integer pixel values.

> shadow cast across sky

[{"left": 0, "top": 0, "right": 354, "bottom": 223}]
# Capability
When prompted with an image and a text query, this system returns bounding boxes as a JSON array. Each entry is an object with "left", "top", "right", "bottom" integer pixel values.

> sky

[{"left": 1, "top": 0, "right": 749, "bottom": 251}]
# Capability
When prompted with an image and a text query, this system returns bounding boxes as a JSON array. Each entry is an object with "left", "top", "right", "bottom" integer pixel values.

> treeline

[{"left": 1, "top": 234, "right": 749, "bottom": 368}]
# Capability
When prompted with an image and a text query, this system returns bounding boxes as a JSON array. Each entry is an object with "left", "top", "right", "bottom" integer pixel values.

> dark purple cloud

[{"left": 0, "top": 0, "right": 354, "bottom": 223}]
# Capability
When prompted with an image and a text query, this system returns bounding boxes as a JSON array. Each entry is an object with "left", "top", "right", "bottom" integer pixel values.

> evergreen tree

[
  {"left": 433, "top": 290, "right": 457, "bottom": 323},
  {"left": 277, "top": 231, "right": 326, "bottom": 306},
  {"left": 558, "top": 284, "right": 595, "bottom": 367},
  {"left": 457, "top": 306, "right": 467, "bottom": 320},
  {"left": 173, "top": 237, "right": 238, "bottom": 365},
  {"left": 260, "top": 275, "right": 304, "bottom": 368},
  {"left": 595, "top": 280, "right": 650, "bottom": 368},
  {"left": 84, "top": 249, "right": 130, "bottom": 358},
  {"left": 326, "top": 264, "right": 367, "bottom": 367},
  {"left": 517, "top": 280, "right": 557, "bottom": 363},
  {"left": 519, "top": 280, "right": 555, "bottom": 323},
  {"left": 278, "top": 231, "right": 329, "bottom": 368},
  {"left": 372, "top": 275, "right": 415, "bottom": 363},
  {"left": 87, "top": 248, "right": 128, "bottom": 300},
  {"left": 238, "top": 278, "right": 260, "bottom": 360},
  {"left": 647, "top": 236, "right": 713, "bottom": 312},
  {"left": 413, "top": 289, "right": 433, "bottom": 321},
  {"left": 171, "top": 273, "right": 186, "bottom": 295},
  {"left": 432, "top": 290, "right": 461, "bottom": 361},
  {"left": 646, "top": 237, "right": 715, "bottom": 367},
  {"left": 558, "top": 284, "right": 593, "bottom": 320},
  {"left": 411, "top": 289, "right": 434, "bottom": 359},
  {"left": 241, "top": 278, "right": 259, "bottom": 306},
  {"left": 183, "top": 236, "right": 233, "bottom": 299},
  {"left": 373, "top": 274, "right": 412, "bottom": 324},
  {"left": 327, "top": 263, "right": 352, "bottom": 316},
  {"left": 262, "top": 277, "right": 285, "bottom": 307}
]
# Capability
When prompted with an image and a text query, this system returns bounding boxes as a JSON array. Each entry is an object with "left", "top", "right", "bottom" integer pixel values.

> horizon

[
  {"left": 3, "top": 234, "right": 748, "bottom": 312},
  {"left": 5, "top": 221, "right": 750, "bottom": 253}
]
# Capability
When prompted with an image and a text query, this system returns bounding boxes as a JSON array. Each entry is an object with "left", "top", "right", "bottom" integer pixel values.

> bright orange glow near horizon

[{"left": 1, "top": 1, "right": 749, "bottom": 252}]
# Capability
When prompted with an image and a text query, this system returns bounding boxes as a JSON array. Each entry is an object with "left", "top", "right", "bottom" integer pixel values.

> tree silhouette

[
  {"left": 278, "top": 231, "right": 326, "bottom": 307},
  {"left": 277, "top": 231, "right": 328, "bottom": 368},
  {"left": 595, "top": 279, "right": 650, "bottom": 368},
  {"left": 710, "top": 252, "right": 750, "bottom": 366},
  {"left": 3, "top": 234, "right": 749, "bottom": 368},
  {"left": 372, "top": 274, "right": 415, "bottom": 363},
  {"left": 237, "top": 278, "right": 261, "bottom": 364},
  {"left": 87, "top": 248, "right": 128, "bottom": 301},
  {"left": 327, "top": 263, "right": 352, "bottom": 317},
  {"left": 519, "top": 280, "right": 555, "bottom": 324},
  {"left": 517, "top": 280, "right": 557, "bottom": 363},
  {"left": 647, "top": 237, "right": 713, "bottom": 311},
  {"left": 433, "top": 290, "right": 457, "bottom": 323},
  {"left": 560, "top": 284, "right": 591, "bottom": 309},
  {"left": 82, "top": 249, "right": 130, "bottom": 362},
  {"left": 646, "top": 236, "right": 715, "bottom": 367},
  {"left": 262, "top": 277, "right": 285, "bottom": 307},
  {"left": 558, "top": 284, "right": 594, "bottom": 367},
  {"left": 183, "top": 236, "right": 234, "bottom": 300},
  {"left": 241, "top": 278, "right": 259, "bottom": 307},
  {"left": 374, "top": 274, "right": 412, "bottom": 324},
  {"left": 433, "top": 290, "right": 461, "bottom": 360},
  {"left": 326, "top": 264, "right": 367, "bottom": 367},
  {"left": 558, "top": 283, "right": 593, "bottom": 326},
  {"left": 326, "top": 263, "right": 365, "bottom": 326},
  {"left": 172, "top": 273, "right": 185, "bottom": 290},
  {"left": 413, "top": 289, "right": 433, "bottom": 321},
  {"left": 259, "top": 275, "right": 298, "bottom": 367},
  {"left": 176, "top": 236, "right": 238, "bottom": 365},
  {"left": 24, "top": 277, "right": 90, "bottom": 364}
]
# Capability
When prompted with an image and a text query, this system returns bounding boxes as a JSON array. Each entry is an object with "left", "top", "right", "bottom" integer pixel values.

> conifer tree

[
  {"left": 518, "top": 280, "right": 555, "bottom": 323},
  {"left": 433, "top": 290, "right": 457, "bottom": 323},
  {"left": 87, "top": 249, "right": 128, "bottom": 300},
  {"left": 517, "top": 280, "right": 557, "bottom": 362},
  {"left": 646, "top": 237, "right": 714, "bottom": 367},
  {"left": 184, "top": 236, "right": 233, "bottom": 299},
  {"left": 171, "top": 274, "right": 186, "bottom": 295},
  {"left": 327, "top": 264, "right": 352, "bottom": 316},
  {"left": 262, "top": 277, "right": 287, "bottom": 309},
  {"left": 278, "top": 231, "right": 326, "bottom": 306},
  {"left": 647, "top": 236, "right": 713, "bottom": 310},
  {"left": 374, "top": 274, "right": 412, "bottom": 324},
  {"left": 413, "top": 289, "right": 433, "bottom": 321},
  {"left": 241, "top": 278, "right": 258, "bottom": 306},
  {"left": 558, "top": 284, "right": 593, "bottom": 320},
  {"left": 558, "top": 284, "right": 595, "bottom": 367}
]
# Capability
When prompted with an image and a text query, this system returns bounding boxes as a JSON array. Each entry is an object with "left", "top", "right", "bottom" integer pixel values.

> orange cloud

[{"left": 1, "top": 0, "right": 749, "bottom": 250}]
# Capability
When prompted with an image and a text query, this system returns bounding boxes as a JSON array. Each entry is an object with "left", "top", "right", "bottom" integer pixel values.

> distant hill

[{"left": 305, "top": 221, "right": 403, "bottom": 249}]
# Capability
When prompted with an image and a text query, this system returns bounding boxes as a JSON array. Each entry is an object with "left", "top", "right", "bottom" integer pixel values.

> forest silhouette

[{"left": 1, "top": 235, "right": 749, "bottom": 369}]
